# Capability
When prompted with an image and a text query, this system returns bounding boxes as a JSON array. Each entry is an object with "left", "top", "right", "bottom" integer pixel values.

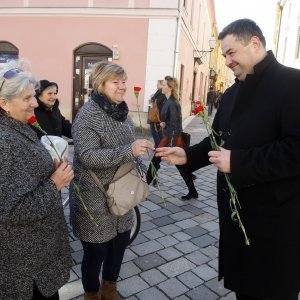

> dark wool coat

[
  {"left": 69, "top": 99, "right": 137, "bottom": 243},
  {"left": 0, "top": 113, "right": 72, "bottom": 299},
  {"left": 33, "top": 98, "right": 72, "bottom": 139},
  {"left": 185, "top": 51, "right": 300, "bottom": 298}
]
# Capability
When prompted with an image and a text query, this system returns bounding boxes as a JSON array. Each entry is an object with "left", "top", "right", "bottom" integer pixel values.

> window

[{"left": 0, "top": 41, "right": 18, "bottom": 66}]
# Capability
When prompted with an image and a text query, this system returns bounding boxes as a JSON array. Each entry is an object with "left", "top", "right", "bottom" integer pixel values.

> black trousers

[
  {"left": 32, "top": 284, "right": 59, "bottom": 300},
  {"left": 146, "top": 155, "right": 197, "bottom": 194},
  {"left": 81, "top": 230, "right": 130, "bottom": 293},
  {"left": 236, "top": 292, "right": 298, "bottom": 300}
]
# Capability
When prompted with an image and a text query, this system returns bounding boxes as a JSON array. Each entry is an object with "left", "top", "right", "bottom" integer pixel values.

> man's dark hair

[{"left": 218, "top": 18, "right": 266, "bottom": 48}]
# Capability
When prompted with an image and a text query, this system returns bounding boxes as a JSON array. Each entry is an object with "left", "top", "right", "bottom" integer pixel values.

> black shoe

[
  {"left": 191, "top": 173, "right": 197, "bottom": 180},
  {"left": 181, "top": 192, "right": 198, "bottom": 200}
]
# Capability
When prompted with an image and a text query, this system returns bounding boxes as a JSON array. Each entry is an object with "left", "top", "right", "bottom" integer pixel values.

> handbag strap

[
  {"left": 89, "top": 162, "right": 137, "bottom": 194},
  {"left": 89, "top": 170, "right": 109, "bottom": 198},
  {"left": 111, "top": 162, "right": 136, "bottom": 182}
]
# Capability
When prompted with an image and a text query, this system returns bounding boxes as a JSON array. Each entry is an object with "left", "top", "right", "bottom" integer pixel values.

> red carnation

[
  {"left": 193, "top": 105, "right": 205, "bottom": 115},
  {"left": 134, "top": 86, "right": 142, "bottom": 98}
]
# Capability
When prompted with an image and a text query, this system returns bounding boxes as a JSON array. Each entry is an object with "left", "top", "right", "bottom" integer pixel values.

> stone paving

[{"left": 59, "top": 111, "right": 237, "bottom": 300}]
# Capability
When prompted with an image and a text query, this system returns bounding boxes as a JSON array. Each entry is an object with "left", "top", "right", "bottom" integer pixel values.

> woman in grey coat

[
  {"left": 0, "top": 61, "right": 74, "bottom": 299},
  {"left": 70, "top": 61, "right": 153, "bottom": 300}
]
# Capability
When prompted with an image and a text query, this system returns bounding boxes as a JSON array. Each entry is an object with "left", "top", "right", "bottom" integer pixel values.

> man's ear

[{"left": 250, "top": 36, "right": 262, "bottom": 50}]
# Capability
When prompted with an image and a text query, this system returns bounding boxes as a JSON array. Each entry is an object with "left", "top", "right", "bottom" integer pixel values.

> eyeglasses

[{"left": 0, "top": 68, "right": 22, "bottom": 93}]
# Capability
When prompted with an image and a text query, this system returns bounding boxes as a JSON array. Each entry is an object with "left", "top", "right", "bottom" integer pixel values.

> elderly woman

[
  {"left": 33, "top": 80, "right": 72, "bottom": 139},
  {"left": 70, "top": 61, "right": 153, "bottom": 300},
  {"left": 0, "top": 61, "right": 74, "bottom": 300}
]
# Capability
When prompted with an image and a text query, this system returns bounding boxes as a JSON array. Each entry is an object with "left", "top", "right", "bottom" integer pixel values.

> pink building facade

[{"left": 0, "top": 0, "right": 215, "bottom": 124}]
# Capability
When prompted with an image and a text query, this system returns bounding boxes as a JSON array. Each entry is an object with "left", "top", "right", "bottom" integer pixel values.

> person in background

[
  {"left": 70, "top": 61, "right": 153, "bottom": 300},
  {"left": 0, "top": 60, "right": 73, "bottom": 299},
  {"left": 156, "top": 19, "right": 300, "bottom": 300},
  {"left": 147, "top": 75, "right": 198, "bottom": 200},
  {"left": 149, "top": 79, "right": 166, "bottom": 148},
  {"left": 206, "top": 87, "right": 217, "bottom": 116},
  {"left": 33, "top": 80, "right": 72, "bottom": 139},
  {"left": 214, "top": 90, "right": 223, "bottom": 110}
]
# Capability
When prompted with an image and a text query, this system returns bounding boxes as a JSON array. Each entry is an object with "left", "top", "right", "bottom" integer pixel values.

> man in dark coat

[
  {"left": 148, "top": 80, "right": 166, "bottom": 148},
  {"left": 206, "top": 88, "right": 217, "bottom": 116},
  {"left": 156, "top": 19, "right": 300, "bottom": 300}
]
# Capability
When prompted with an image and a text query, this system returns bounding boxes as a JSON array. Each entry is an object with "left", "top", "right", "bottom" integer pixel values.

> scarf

[{"left": 91, "top": 92, "right": 128, "bottom": 122}]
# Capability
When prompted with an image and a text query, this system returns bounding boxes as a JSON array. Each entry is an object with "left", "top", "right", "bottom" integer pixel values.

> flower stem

[
  {"left": 73, "top": 181, "right": 99, "bottom": 227},
  {"left": 199, "top": 106, "right": 250, "bottom": 245}
]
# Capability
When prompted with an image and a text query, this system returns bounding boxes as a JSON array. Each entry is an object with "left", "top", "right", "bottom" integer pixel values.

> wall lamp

[{"left": 194, "top": 36, "right": 217, "bottom": 59}]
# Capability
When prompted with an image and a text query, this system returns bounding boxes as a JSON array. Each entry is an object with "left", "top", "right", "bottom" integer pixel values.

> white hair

[{"left": 0, "top": 58, "right": 38, "bottom": 101}]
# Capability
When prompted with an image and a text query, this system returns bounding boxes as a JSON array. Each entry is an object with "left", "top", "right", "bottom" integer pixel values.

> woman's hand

[
  {"left": 51, "top": 160, "right": 74, "bottom": 191},
  {"left": 155, "top": 146, "right": 187, "bottom": 165},
  {"left": 160, "top": 122, "right": 166, "bottom": 129},
  {"left": 132, "top": 139, "right": 155, "bottom": 157}
]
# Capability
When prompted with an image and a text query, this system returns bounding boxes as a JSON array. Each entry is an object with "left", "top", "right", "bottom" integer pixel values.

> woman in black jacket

[
  {"left": 34, "top": 80, "right": 72, "bottom": 139},
  {"left": 147, "top": 76, "right": 198, "bottom": 200}
]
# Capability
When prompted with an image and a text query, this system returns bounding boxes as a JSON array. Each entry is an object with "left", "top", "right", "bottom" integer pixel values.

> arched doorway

[
  {"left": 73, "top": 43, "right": 112, "bottom": 118},
  {"left": 0, "top": 41, "right": 19, "bottom": 65}
]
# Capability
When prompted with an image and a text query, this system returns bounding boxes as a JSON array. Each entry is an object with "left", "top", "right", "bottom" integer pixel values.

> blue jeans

[
  {"left": 150, "top": 122, "right": 163, "bottom": 148},
  {"left": 81, "top": 230, "right": 130, "bottom": 292}
]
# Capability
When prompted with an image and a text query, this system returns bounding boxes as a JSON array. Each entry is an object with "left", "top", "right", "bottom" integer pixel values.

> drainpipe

[
  {"left": 275, "top": 1, "right": 284, "bottom": 57},
  {"left": 173, "top": 0, "right": 182, "bottom": 77}
]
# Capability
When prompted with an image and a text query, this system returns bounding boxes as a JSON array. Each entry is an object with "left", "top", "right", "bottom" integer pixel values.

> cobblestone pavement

[{"left": 59, "top": 111, "right": 237, "bottom": 300}]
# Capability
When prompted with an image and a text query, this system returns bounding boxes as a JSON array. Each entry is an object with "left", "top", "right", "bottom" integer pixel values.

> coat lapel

[{"left": 0, "top": 113, "right": 39, "bottom": 144}]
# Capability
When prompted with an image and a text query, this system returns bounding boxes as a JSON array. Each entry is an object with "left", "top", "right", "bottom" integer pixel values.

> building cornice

[{"left": 0, "top": 7, "right": 179, "bottom": 18}]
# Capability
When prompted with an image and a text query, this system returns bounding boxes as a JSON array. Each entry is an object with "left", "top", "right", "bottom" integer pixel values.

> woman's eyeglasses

[{"left": 0, "top": 68, "right": 22, "bottom": 93}]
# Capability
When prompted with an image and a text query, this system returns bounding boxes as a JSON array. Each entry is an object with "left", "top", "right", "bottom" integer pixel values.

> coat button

[{"left": 228, "top": 130, "right": 232, "bottom": 135}]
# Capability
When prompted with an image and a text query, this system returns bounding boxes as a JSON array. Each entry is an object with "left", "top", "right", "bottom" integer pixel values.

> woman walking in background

[{"left": 147, "top": 75, "right": 198, "bottom": 200}]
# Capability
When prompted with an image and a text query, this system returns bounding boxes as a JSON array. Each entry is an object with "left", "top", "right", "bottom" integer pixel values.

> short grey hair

[
  {"left": 92, "top": 61, "right": 127, "bottom": 94},
  {"left": 0, "top": 59, "right": 38, "bottom": 101}
]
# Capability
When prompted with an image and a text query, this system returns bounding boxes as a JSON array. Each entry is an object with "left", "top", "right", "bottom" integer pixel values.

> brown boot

[
  {"left": 101, "top": 280, "right": 121, "bottom": 300},
  {"left": 84, "top": 291, "right": 101, "bottom": 300}
]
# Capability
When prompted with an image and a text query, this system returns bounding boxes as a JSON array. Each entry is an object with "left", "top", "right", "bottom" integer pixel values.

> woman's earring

[{"left": 5, "top": 110, "right": 9, "bottom": 115}]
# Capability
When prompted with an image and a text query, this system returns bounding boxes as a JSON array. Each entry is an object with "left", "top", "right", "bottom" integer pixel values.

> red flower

[
  {"left": 28, "top": 115, "right": 48, "bottom": 135},
  {"left": 193, "top": 105, "right": 205, "bottom": 115},
  {"left": 134, "top": 86, "right": 142, "bottom": 98},
  {"left": 28, "top": 116, "right": 37, "bottom": 125}
]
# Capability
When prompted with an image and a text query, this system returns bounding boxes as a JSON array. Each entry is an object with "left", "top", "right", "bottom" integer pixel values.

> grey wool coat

[
  {"left": 70, "top": 99, "right": 136, "bottom": 243},
  {"left": 0, "top": 113, "right": 72, "bottom": 299}
]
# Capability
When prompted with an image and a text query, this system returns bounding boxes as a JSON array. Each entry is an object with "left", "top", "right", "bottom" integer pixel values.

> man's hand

[
  {"left": 155, "top": 147, "right": 187, "bottom": 165},
  {"left": 208, "top": 147, "right": 231, "bottom": 173}
]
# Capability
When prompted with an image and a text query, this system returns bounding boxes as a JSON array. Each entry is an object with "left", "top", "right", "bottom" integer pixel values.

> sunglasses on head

[{"left": 0, "top": 68, "right": 22, "bottom": 93}]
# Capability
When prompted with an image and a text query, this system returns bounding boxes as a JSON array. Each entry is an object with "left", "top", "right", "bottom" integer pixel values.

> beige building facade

[{"left": 0, "top": 0, "right": 230, "bottom": 124}]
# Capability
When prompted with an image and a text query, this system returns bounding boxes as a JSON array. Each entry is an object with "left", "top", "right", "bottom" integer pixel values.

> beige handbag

[{"left": 89, "top": 162, "right": 150, "bottom": 216}]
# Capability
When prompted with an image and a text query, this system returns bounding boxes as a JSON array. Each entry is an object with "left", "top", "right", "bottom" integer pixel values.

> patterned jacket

[
  {"left": 0, "top": 113, "right": 72, "bottom": 299},
  {"left": 70, "top": 100, "right": 136, "bottom": 243}
]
